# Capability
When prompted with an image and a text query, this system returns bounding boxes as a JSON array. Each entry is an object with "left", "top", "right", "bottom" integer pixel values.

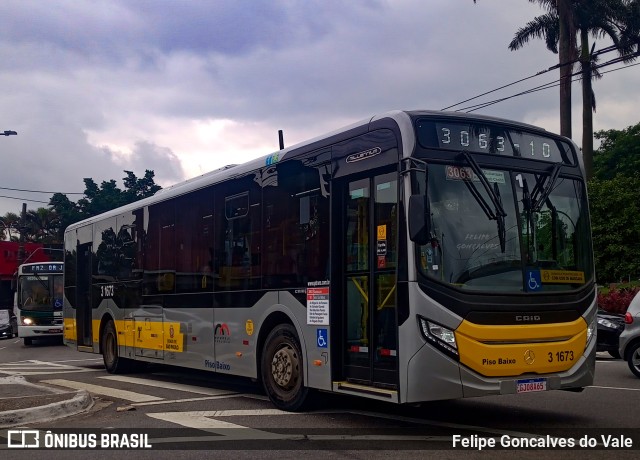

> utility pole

[{"left": 17, "top": 203, "right": 26, "bottom": 266}]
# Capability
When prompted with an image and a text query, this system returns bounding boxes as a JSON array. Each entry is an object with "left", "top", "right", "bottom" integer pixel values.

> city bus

[
  {"left": 16, "top": 261, "right": 64, "bottom": 345},
  {"left": 63, "top": 110, "right": 596, "bottom": 410}
]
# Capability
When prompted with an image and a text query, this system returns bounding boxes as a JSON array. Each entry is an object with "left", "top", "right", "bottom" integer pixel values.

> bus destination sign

[
  {"left": 416, "top": 119, "right": 575, "bottom": 165},
  {"left": 22, "top": 263, "right": 63, "bottom": 274}
]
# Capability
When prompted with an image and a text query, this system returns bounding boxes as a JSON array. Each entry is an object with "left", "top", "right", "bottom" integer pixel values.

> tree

[
  {"left": 508, "top": 0, "right": 576, "bottom": 138},
  {"left": 575, "top": 1, "right": 639, "bottom": 181},
  {"left": 48, "top": 170, "right": 162, "bottom": 242},
  {"left": 122, "top": 169, "right": 162, "bottom": 202},
  {"left": 592, "top": 122, "right": 640, "bottom": 179},
  {"left": 0, "top": 212, "right": 21, "bottom": 241},
  {"left": 23, "top": 208, "right": 58, "bottom": 244},
  {"left": 48, "top": 193, "right": 83, "bottom": 242},
  {"left": 588, "top": 174, "right": 640, "bottom": 282},
  {"left": 558, "top": 0, "right": 577, "bottom": 138},
  {"left": 509, "top": 0, "right": 640, "bottom": 180},
  {"left": 588, "top": 121, "right": 640, "bottom": 282}
]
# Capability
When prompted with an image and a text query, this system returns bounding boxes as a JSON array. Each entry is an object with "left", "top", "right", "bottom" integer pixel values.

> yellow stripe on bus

[
  {"left": 76, "top": 318, "right": 186, "bottom": 352},
  {"left": 455, "top": 318, "right": 587, "bottom": 377},
  {"left": 64, "top": 318, "right": 76, "bottom": 341}
]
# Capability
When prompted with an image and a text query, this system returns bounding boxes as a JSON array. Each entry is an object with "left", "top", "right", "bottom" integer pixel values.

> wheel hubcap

[{"left": 271, "top": 345, "right": 299, "bottom": 389}]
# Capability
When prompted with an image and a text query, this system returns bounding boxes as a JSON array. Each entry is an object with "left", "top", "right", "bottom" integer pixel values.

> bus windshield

[
  {"left": 18, "top": 274, "right": 64, "bottom": 312},
  {"left": 416, "top": 163, "right": 593, "bottom": 292}
]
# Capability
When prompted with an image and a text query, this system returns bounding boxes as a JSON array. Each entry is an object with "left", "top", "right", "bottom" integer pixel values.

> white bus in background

[{"left": 15, "top": 262, "right": 64, "bottom": 345}]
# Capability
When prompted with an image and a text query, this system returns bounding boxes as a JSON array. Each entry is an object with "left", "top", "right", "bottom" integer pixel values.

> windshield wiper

[
  {"left": 522, "top": 178, "right": 535, "bottom": 264},
  {"left": 459, "top": 151, "right": 507, "bottom": 252},
  {"left": 531, "top": 162, "right": 562, "bottom": 212},
  {"left": 493, "top": 181, "right": 506, "bottom": 253}
]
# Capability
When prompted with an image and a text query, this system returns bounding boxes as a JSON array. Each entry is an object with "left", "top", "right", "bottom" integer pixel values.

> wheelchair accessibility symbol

[
  {"left": 317, "top": 328, "right": 328, "bottom": 348},
  {"left": 526, "top": 270, "right": 542, "bottom": 292}
]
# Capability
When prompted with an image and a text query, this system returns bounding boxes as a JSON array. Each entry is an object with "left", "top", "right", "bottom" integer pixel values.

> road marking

[
  {"left": 145, "top": 408, "right": 542, "bottom": 444},
  {"left": 147, "top": 411, "right": 295, "bottom": 440},
  {"left": 589, "top": 385, "right": 640, "bottom": 392},
  {"left": 0, "top": 359, "right": 102, "bottom": 376},
  {"left": 132, "top": 394, "right": 244, "bottom": 407},
  {"left": 41, "top": 379, "right": 163, "bottom": 402},
  {"left": 99, "top": 375, "right": 237, "bottom": 396}
]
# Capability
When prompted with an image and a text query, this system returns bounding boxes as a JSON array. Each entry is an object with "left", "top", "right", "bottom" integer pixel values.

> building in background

[{"left": 0, "top": 242, "right": 63, "bottom": 309}]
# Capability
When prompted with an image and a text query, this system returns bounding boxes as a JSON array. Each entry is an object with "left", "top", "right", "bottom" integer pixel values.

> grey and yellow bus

[{"left": 63, "top": 110, "right": 595, "bottom": 410}]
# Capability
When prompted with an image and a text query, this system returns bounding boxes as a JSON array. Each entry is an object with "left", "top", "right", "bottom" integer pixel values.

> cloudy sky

[{"left": 0, "top": 0, "right": 638, "bottom": 218}]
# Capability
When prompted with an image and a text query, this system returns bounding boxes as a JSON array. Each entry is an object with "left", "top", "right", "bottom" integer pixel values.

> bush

[{"left": 598, "top": 286, "right": 640, "bottom": 314}]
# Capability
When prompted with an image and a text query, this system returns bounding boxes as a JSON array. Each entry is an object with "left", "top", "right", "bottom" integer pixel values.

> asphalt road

[{"left": 1, "top": 336, "right": 640, "bottom": 459}]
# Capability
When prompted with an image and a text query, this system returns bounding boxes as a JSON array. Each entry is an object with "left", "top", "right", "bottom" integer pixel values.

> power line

[
  {"left": 440, "top": 66, "right": 557, "bottom": 111},
  {"left": 459, "top": 78, "right": 566, "bottom": 112},
  {"left": 441, "top": 44, "right": 624, "bottom": 111},
  {"left": 0, "top": 186, "right": 83, "bottom": 195},
  {"left": 457, "top": 56, "right": 640, "bottom": 113},
  {"left": 0, "top": 195, "right": 50, "bottom": 204}
]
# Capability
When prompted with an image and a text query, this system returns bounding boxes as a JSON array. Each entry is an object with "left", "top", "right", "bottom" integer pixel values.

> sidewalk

[{"left": 0, "top": 375, "right": 93, "bottom": 428}]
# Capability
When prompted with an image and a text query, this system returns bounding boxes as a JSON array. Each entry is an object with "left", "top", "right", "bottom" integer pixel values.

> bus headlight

[
  {"left": 418, "top": 316, "right": 459, "bottom": 360},
  {"left": 22, "top": 317, "right": 34, "bottom": 326}
]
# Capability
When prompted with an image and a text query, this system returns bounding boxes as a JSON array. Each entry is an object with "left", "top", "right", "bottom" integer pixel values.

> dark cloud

[
  {"left": 0, "top": 0, "right": 637, "bottom": 219},
  {"left": 102, "top": 140, "right": 185, "bottom": 186}
]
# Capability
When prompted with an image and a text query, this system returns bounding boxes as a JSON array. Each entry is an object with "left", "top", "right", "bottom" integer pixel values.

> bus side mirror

[{"left": 409, "top": 195, "right": 430, "bottom": 245}]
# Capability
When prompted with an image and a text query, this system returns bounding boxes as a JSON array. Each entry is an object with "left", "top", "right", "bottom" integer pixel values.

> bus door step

[{"left": 332, "top": 381, "right": 398, "bottom": 402}]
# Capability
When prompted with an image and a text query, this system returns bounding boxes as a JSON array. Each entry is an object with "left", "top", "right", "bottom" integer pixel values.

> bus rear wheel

[
  {"left": 261, "top": 324, "right": 309, "bottom": 411},
  {"left": 102, "top": 320, "right": 132, "bottom": 373}
]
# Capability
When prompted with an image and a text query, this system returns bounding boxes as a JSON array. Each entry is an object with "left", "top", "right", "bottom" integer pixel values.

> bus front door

[{"left": 340, "top": 171, "right": 398, "bottom": 388}]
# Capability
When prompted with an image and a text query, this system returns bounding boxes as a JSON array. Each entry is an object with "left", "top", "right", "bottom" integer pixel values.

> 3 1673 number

[
  {"left": 100, "top": 285, "right": 115, "bottom": 298},
  {"left": 548, "top": 350, "right": 574, "bottom": 363}
]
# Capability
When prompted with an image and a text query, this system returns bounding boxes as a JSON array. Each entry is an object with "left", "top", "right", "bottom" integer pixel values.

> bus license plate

[
  {"left": 48, "top": 329, "right": 62, "bottom": 334},
  {"left": 516, "top": 378, "right": 547, "bottom": 394}
]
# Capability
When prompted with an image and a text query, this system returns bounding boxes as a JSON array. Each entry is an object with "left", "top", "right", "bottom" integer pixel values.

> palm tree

[
  {"left": 575, "top": 1, "right": 639, "bottom": 180},
  {"left": 506, "top": 1, "right": 576, "bottom": 138},
  {"left": 24, "top": 208, "right": 60, "bottom": 244},
  {"left": 509, "top": 0, "right": 640, "bottom": 180},
  {"left": 0, "top": 212, "right": 21, "bottom": 241}
]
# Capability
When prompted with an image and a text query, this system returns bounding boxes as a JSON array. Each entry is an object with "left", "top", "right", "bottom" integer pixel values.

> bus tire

[
  {"left": 261, "top": 323, "right": 309, "bottom": 411},
  {"left": 102, "top": 320, "right": 132, "bottom": 374},
  {"left": 24, "top": 337, "right": 32, "bottom": 346},
  {"left": 627, "top": 342, "right": 640, "bottom": 378}
]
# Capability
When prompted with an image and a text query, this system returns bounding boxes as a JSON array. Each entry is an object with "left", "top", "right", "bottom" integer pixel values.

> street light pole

[{"left": 1, "top": 130, "right": 17, "bottom": 136}]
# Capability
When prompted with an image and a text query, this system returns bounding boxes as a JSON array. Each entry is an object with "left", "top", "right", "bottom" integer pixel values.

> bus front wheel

[
  {"left": 23, "top": 338, "right": 32, "bottom": 346},
  {"left": 102, "top": 321, "right": 131, "bottom": 373},
  {"left": 261, "top": 324, "right": 309, "bottom": 411}
]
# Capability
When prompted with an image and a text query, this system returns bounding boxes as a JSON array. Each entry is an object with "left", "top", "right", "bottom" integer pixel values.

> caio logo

[{"left": 214, "top": 323, "right": 231, "bottom": 344}]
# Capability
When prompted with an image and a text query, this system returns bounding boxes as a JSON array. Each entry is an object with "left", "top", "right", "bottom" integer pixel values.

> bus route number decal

[
  {"left": 101, "top": 285, "right": 115, "bottom": 298},
  {"left": 548, "top": 350, "right": 574, "bottom": 363}
]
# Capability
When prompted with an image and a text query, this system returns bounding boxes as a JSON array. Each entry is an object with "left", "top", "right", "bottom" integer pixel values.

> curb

[{"left": 0, "top": 390, "right": 94, "bottom": 428}]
